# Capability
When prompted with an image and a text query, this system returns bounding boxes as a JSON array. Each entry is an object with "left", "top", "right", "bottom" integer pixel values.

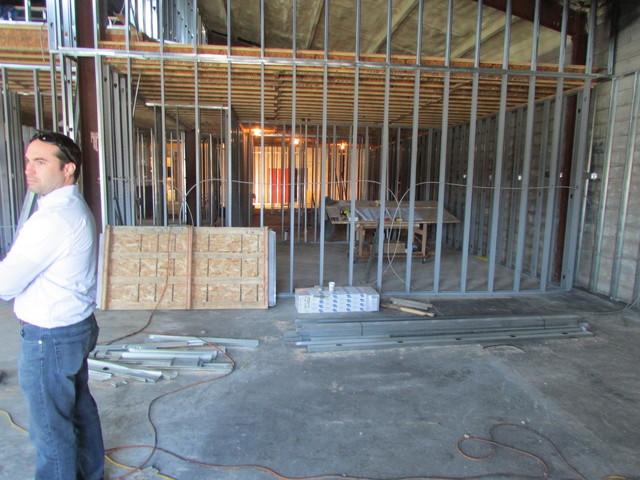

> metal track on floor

[{"left": 286, "top": 313, "right": 593, "bottom": 352}]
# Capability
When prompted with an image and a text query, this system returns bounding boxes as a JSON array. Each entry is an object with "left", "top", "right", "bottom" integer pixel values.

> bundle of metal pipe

[{"left": 286, "top": 313, "right": 592, "bottom": 353}]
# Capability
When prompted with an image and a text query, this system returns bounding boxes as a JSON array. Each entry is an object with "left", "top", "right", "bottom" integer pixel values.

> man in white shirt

[{"left": 0, "top": 131, "right": 104, "bottom": 480}]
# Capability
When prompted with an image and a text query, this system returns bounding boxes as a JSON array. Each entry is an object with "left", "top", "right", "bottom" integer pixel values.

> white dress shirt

[{"left": 0, "top": 185, "right": 97, "bottom": 328}]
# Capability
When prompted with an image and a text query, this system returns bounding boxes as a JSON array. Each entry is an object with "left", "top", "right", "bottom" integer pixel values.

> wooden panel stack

[{"left": 100, "top": 226, "right": 268, "bottom": 310}]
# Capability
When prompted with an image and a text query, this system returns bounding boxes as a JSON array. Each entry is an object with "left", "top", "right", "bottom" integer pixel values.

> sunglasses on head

[{"left": 30, "top": 131, "right": 81, "bottom": 167}]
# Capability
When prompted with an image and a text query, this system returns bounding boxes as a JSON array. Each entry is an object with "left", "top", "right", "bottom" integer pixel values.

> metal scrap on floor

[{"left": 88, "top": 334, "right": 258, "bottom": 385}]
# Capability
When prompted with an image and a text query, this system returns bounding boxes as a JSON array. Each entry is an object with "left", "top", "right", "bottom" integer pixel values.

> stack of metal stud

[{"left": 286, "top": 314, "right": 592, "bottom": 353}]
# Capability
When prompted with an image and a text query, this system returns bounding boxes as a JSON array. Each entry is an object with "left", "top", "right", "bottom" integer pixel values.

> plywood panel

[{"left": 100, "top": 226, "right": 269, "bottom": 310}]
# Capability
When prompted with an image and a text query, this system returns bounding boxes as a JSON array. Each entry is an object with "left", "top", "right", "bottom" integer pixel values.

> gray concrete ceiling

[{"left": 198, "top": 0, "right": 587, "bottom": 65}]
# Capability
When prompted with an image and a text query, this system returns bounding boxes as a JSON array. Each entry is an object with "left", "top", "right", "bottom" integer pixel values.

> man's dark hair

[{"left": 30, "top": 130, "right": 82, "bottom": 182}]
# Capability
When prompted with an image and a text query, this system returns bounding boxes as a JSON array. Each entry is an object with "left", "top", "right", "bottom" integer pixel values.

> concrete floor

[{"left": 1, "top": 290, "right": 639, "bottom": 480}]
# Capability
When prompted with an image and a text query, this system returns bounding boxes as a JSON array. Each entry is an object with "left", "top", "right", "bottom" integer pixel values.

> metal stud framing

[
  {"left": 404, "top": 0, "right": 424, "bottom": 292},
  {"left": 560, "top": 0, "right": 598, "bottom": 290},
  {"left": 512, "top": 0, "right": 540, "bottom": 292},
  {"left": 433, "top": 0, "right": 454, "bottom": 294},
  {"left": 539, "top": 0, "right": 569, "bottom": 291},
  {"left": 318, "top": 0, "right": 329, "bottom": 288},
  {"left": 347, "top": 0, "right": 361, "bottom": 287},
  {"left": 610, "top": 71, "right": 640, "bottom": 299},
  {"left": 487, "top": 0, "right": 512, "bottom": 292},
  {"left": 460, "top": 0, "right": 483, "bottom": 293},
  {"left": 1, "top": 0, "right": 629, "bottom": 301},
  {"left": 589, "top": 78, "right": 618, "bottom": 292},
  {"left": 375, "top": 0, "right": 393, "bottom": 291},
  {"left": 289, "top": 0, "right": 297, "bottom": 294}
]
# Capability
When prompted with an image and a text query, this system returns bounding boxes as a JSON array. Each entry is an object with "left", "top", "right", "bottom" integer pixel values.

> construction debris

[
  {"left": 286, "top": 313, "right": 593, "bottom": 352},
  {"left": 382, "top": 302, "right": 434, "bottom": 317},
  {"left": 88, "top": 370, "right": 113, "bottom": 382},
  {"left": 88, "top": 334, "right": 258, "bottom": 385},
  {"left": 389, "top": 297, "right": 434, "bottom": 311},
  {"left": 146, "top": 334, "right": 259, "bottom": 348},
  {"left": 88, "top": 359, "right": 164, "bottom": 383},
  {"left": 383, "top": 297, "right": 436, "bottom": 316}
]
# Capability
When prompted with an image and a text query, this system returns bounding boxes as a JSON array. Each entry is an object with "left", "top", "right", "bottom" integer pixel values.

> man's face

[{"left": 24, "top": 139, "right": 76, "bottom": 196}]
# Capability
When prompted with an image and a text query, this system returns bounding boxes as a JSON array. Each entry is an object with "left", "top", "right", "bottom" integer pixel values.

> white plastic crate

[{"left": 295, "top": 286, "right": 380, "bottom": 313}]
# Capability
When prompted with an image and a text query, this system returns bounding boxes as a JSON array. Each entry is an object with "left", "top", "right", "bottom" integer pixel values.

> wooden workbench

[{"left": 326, "top": 200, "right": 459, "bottom": 260}]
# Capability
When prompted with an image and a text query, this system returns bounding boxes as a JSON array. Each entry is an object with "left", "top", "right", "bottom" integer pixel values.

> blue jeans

[{"left": 18, "top": 315, "right": 104, "bottom": 480}]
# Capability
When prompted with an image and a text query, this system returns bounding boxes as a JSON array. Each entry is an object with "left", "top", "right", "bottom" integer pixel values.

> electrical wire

[
  {"left": 457, "top": 423, "right": 588, "bottom": 480},
  {"left": 103, "top": 228, "right": 177, "bottom": 345},
  {"left": 3, "top": 19, "right": 629, "bottom": 480},
  {"left": 0, "top": 407, "right": 175, "bottom": 480},
  {"left": 0, "top": 408, "right": 27, "bottom": 433},
  {"left": 335, "top": 179, "right": 640, "bottom": 310},
  {"left": 104, "top": 418, "right": 594, "bottom": 480},
  {"left": 95, "top": 228, "right": 239, "bottom": 478},
  {"left": 116, "top": 175, "right": 640, "bottom": 309},
  {"left": 0, "top": 405, "right": 604, "bottom": 480},
  {"left": 602, "top": 292, "right": 640, "bottom": 315},
  {"left": 106, "top": 442, "right": 548, "bottom": 480},
  {"left": 110, "top": 351, "right": 235, "bottom": 480},
  {"left": 95, "top": 173, "right": 640, "bottom": 349},
  {"left": 105, "top": 452, "right": 176, "bottom": 480},
  {"left": 175, "top": 176, "right": 575, "bottom": 233},
  {"left": 5, "top": 170, "right": 624, "bottom": 479},
  {"left": 0, "top": 346, "right": 237, "bottom": 480},
  {"left": 102, "top": 171, "right": 633, "bottom": 304},
  {"left": 178, "top": 176, "right": 412, "bottom": 286}
]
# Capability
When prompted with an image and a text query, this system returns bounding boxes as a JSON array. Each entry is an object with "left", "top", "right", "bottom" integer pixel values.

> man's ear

[{"left": 64, "top": 162, "right": 76, "bottom": 179}]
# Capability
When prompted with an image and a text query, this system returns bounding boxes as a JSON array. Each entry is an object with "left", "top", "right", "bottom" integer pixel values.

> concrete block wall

[{"left": 576, "top": 1, "right": 640, "bottom": 303}]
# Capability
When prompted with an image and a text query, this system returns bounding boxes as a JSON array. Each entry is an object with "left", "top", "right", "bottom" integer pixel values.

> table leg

[{"left": 420, "top": 224, "right": 428, "bottom": 261}]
